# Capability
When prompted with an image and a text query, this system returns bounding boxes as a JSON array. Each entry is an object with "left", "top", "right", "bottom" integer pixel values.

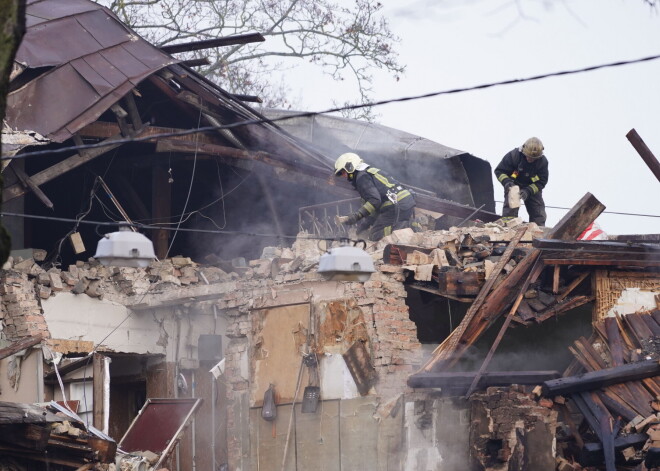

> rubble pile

[{"left": 0, "top": 401, "right": 116, "bottom": 471}]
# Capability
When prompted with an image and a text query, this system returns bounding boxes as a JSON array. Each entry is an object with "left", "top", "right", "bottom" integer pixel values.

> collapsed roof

[{"left": 2, "top": 0, "right": 497, "bottom": 265}]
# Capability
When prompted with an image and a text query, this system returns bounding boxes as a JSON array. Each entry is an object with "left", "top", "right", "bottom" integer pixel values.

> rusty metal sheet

[
  {"left": 119, "top": 398, "right": 201, "bottom": 467},
  {"left": 26, "top": 0, "right": 99, "bottom": 22},
  {"left": 82, "top": 49, "right": 131, "bottom": 87},
  {"left": 7, "top": 0, "right": 176, "bottom": 142},
  {"left": 342, "top": 341, "right": 377, "bottom": 396},
  {"left": 17, "top": 16, "right": 103, "bottom": 67},
  {"left": 76, "top": 9, "right": 132, "bottom": 49},
  {"left": 100, "top": 46, "right": 151, "bottom": 80},
  {"left": 71, "top": 58, "right": 114, "bottom": 96},
  {"left": 8, "top": 64, "right": 97, "bottom": 135}
]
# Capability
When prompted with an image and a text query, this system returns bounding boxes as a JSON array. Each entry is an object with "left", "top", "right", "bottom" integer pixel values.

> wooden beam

[
  {"left": 532, "top": 295, "right": 594, "bottom": 324},
  {"left": 626, "top": 128, "right": 660, "bottom": 183},
  {"left": 545, "top": 193, "right": 606, "bottom": 241},
  {"left": 543, "top": 359, "right": 660, "bottom": 396},
  {"left": 9, "top": 164, "right": 54, "bottom": 209},
  {"left": 420, "top": 226, "right": 528, "bottom": 372},
  {"left": 0, "top": 334, "right": 43, "bottom": 361},
  {"left": 122, "top": 93, "right": 143, "bottom": 131},
  {"left": 557, "top": 272, "right": 590, "bottom": 302},
  {"left": 464, "top": 257, "right": 545, "bottom": 397},
  {"left": 407, "top": 370, "right": 560, "bottom": 390},
  {"left": 180, "top": 57, "right": 211, "bottom": 68},
  {"left": 3, "top": 129, "right": 148, "bottom": 203},
  {"left": 552, "top": 264, "right": 561, "bottom": 294},
  {"left": 152, "top": 165, "right": 171, "bottom": 259},
  {"left": 160, "top": 33, "right": 265, "bottom": 54},
  {"left": 422, "top": 193, "right": 606, "bottom": 372},
  {"left": 92, "top": 353, "right": 105, "bottom": 431}
]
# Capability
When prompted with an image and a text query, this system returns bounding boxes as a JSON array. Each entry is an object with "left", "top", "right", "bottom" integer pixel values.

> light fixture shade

[
  {"left": 94, "top": 226, "right": 156, "bottom": 267},
  {"left": 318, "top": 244, "right": 375, "bottom": 282}
]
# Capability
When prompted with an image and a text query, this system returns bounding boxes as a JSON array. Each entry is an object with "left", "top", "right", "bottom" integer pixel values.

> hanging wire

[{"left": 4, "top": 52, "right": 660, "bottom": 162}]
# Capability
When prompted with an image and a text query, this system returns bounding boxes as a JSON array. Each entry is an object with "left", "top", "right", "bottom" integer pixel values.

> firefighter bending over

[
  {"left": 334, "top": 153, "right": 418, "bottom": 241},
  {"left": 494, "top": 137, "right": 549, "bottom": 226}
]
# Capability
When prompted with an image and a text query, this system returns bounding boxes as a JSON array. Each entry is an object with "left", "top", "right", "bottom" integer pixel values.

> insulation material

[
  {"left": 317, "top": 300, "right": 369, "bottom": 353},
  {"left": 507, "top": 185, "right": 521, "bottom": 209},
  {"left": 251, "top": 304, "right": 310, "bottom": 406},
  {"left": 594, "top": 270, "right": 660, "bottom": 321}
]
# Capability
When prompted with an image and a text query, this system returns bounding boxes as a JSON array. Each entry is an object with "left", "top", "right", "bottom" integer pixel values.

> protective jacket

[
  {"left": 349, "top": 167, "right": 415, "bottom": 222},
  {"left": 494, "top": 148, "right": 549, "bottom": 195}
]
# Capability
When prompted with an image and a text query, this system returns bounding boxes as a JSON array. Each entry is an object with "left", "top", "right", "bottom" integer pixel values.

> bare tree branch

[{"left": 99, "top": 0, "right": 403, "bottom": 120}]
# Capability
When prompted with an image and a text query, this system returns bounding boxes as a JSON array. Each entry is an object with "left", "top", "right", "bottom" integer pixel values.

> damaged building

[{"left": 1, "top": 1, "right": 660, "bottom": 471}]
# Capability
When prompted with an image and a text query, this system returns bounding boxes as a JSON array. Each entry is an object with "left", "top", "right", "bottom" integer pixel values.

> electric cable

[
  {"left": 494, "top": 200, "right": 660, "bottom": 218},
  {"left": 4, "top": 52, "right": 660, "bottom": 162}
]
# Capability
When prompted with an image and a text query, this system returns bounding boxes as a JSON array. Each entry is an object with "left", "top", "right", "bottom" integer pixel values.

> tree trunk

[{"left": 0, "top": 0, "right": 26, "bottom": 265}]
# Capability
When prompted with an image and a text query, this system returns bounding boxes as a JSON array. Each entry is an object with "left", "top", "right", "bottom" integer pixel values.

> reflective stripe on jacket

[{"left": 494, "top": 148, "right": 549, "bottom": 194}]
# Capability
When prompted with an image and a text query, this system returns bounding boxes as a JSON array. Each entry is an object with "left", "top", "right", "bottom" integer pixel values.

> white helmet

[
  {"left": 334, "top": 152, "right": 364, "bottom": 175},
  {"left": 521, "top": 137, "right": 544, "bottom": 160}
]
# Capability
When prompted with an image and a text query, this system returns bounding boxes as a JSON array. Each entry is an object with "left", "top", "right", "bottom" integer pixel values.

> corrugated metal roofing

[{"left": 6, "top": 0, "right": 176, "bottom": 142}]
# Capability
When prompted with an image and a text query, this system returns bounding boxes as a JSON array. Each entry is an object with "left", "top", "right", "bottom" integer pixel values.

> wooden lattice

[{"left": 594, "top": 270, "right": 660, "bottom": 321}]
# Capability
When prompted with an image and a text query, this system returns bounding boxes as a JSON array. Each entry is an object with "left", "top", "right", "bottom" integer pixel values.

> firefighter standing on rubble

[
  {"left": 494, "top": 137, "right": 549, "bottom": 226},
  {"left": 334, "top": 152, "right": 419, "bottom": 241}
]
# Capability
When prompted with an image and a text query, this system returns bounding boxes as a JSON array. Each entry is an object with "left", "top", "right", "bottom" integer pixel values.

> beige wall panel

[
  {"left": 295, "top": 400, "right": 340, "bottom": 471},
  {"left": 0, "top": 349, "right": 41, "bottom": 402},
  {"left": 339, "top": 396, "right": 380, "bottom": 471},
  {"left": 251, "top": 304, "right": 310, "bottom": 406},
  {"left": 250, "top": 404, "right": 296, "bottom": 471}
]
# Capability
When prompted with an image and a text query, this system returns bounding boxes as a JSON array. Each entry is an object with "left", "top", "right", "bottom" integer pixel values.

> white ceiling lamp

[
  {"left": 94, "top": 225, "right": 156, "bottom": 268},
  {"left": 318, "top": 239, "right": 375, "bottom": 282}
]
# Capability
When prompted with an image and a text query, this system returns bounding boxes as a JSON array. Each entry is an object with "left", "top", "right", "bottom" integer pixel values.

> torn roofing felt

[
  {"left": 264, "top": 110, "right": 495, "bottom": 211},
  {"left": 7, "top": 0, "right": 177, "bottom": 142}
]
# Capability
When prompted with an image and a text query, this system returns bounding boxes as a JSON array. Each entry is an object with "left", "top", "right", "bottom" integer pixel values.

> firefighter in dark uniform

[
  {"left": 334, "top": 152, "right": 417, "bottom": 241},
  {"left": 494, "top": 137, "right": 549, "bottom": 226}
]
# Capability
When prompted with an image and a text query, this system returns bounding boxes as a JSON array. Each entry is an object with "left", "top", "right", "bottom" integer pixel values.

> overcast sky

[{"left": 283, "top": 0, "right": 660, "bottom": 235}]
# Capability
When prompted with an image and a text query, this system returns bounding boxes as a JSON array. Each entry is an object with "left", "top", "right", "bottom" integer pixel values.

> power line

[
  {"left": 3, "top": 52, "right": 660, "bottom": 162},
  {"left": 0, "top": 211, "right": 301, "bottom": 239},
  {"left": 494, "top": 201, "right": 660, "bottom": 218}
]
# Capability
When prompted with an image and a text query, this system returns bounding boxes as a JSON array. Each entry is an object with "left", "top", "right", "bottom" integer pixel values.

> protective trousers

[
  {"left": 368, "top": 204, "right": 415, "bottom": 241},
  {"left": 502, "top": 188, "right": 547, "bottom": 226}
]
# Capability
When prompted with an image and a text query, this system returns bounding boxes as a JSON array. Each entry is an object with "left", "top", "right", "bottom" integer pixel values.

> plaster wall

[
  {"left": 42, "top": 293, "right": 221, "bottom": 363},
  {"left": 0, "top": 348, "right": 42, "bottom": 402},
  {"left": 42, "top": 293, "right": 163, "bottom": 354},
  {"left": 607, "top": 287, "right": 659, "bottom": 317}
]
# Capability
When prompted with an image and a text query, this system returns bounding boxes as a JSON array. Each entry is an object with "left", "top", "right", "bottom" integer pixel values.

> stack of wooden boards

[{"left": 542, "top": 311, "right": 660, "bottom": 471}]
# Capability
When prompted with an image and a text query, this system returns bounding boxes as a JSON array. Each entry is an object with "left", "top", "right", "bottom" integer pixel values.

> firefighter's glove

[
  {"left": 503, "top": 181, "right": 514, "bottom": 191},
  {"left": 520, "top": 187, "right": 531, "bottom": 201},
  {"left": 336, "top": 214, "right": 357, "bottom": 225}
]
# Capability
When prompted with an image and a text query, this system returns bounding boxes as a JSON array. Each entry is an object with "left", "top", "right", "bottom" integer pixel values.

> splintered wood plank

[
  {"left": 420, "top": 226, "right": 528, "bottom": 371},
  {"left": 622, "top": 314, "right": 653, "bottom": 348},
  {"left": 295, "top": 401, "right": 340, "bottom": 471},
  {"left": 533, "top": 296, "right": 594, "bottom": 324},
  {"left": 557, "top": 272, "right": 590, "bottom": 302},
  {"left": 599, "top": 391, "right": 638, "bottom": 422},
  {"left": 604, "top": 317, "right": 625, "bottom": 367},
  {"left": 553, "top": 265, "right": 561, "bottom": 294},
  {"left": 641, "top": 314, "right": 660, "bottom": 337},
  {"left": 545, "top": 193, "right": 606, "bottom": 240},
  {"left": 339, "top": 397, "right": 380, "bottom": 471}
]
